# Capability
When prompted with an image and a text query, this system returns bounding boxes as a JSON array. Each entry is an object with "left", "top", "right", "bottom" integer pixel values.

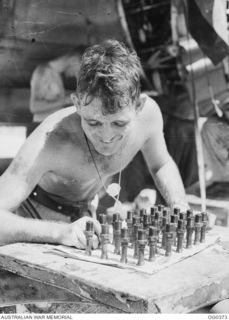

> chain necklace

[{"left": 84, "top": 133, "right": 123, "bottom": 206}]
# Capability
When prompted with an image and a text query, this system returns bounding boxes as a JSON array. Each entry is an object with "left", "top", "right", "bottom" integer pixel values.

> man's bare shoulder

[
  {"left": 19, "top": 106, "right": 83, "bottom": 164},
  {"left": 39, "top": 106, "right": 77, "bottom": 133},
  {"left": 6, "top": 107, "right": 83, "bottom": 177},
  {"left": 32, "top": 106, "right": 83, "bottom": 145},
  {"left": 139, "top": 93, "right": 163, "bottom": 131},
  {"left": 16, "top": 107, "right": 78, "bottom": 161},
  {"left": 3, "top": 110, "right": 78, "bottom": 180}
]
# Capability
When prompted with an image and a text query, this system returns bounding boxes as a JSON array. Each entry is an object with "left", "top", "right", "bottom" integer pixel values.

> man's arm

[
  {"left": 0, "top": 169, "right": 100, "bottom": 248},
  {"left": 0, "top": 108, "right": 76, "bottom": 211},
  {"left": 152, "top": 157, "right": 189, "bottom": 210},
  {"left": 0, "top": 122, "right": 50, "bottom": 211},
  {"left": 0, "top": 209, "right": 101, "bottom": 249},
  {"left": 141, "top": 98, "right": 189, "bottom": 210},
  {"left": 0, "top": 115, "right": 100, "bottom": 247},
  {"left": 0, "top": 119, "right": 60, "bottom": 245}
]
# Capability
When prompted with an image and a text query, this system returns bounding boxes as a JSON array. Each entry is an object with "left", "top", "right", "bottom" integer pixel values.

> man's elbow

[
  {"left": 0, "top": 203, "right": 18, "bottom": 213},
  {"left": 0, "top": 208, "right": 18, "bottom": 246},
  {"left": 150, "top": 155, "right": 175, "bottom": 176}
]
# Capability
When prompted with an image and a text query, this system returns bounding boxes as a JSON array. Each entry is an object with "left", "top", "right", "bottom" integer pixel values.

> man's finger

[
  {"left": 92, "top": 234, "right": 99, "bottom": 249},
  {"left": 77, "top": 230, "right": 87, "bottom": 248},
  {"left": 92, "top": 218, "right": 102, "bottom": 236}
]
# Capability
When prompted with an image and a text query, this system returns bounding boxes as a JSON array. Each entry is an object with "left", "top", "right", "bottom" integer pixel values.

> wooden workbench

[{"left": 0, "top": 226, "right": 229, "bottom": 313}]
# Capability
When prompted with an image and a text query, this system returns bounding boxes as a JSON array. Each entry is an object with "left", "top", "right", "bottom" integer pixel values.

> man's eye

[
  {"left": 113, "top": 122, "right": 127, "bottom": 127},
  {"left": 87, "top": 121, "right": 101, "bottom": 126}
]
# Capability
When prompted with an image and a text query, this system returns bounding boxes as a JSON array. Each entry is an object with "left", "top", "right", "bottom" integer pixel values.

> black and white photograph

[{"left": 0, "top": 0, "right": 229, "bottom": 316}]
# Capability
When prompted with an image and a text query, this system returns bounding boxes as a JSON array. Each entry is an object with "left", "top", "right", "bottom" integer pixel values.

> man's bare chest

[
  {"left": 68, "top": 142, "right": 140, "bottom": 181},
  {"left": 44, "top": 134, "right": 143, "bottom": 187},
  {"left": 39, "top": 142, "right": 141, "bottom": 201}
]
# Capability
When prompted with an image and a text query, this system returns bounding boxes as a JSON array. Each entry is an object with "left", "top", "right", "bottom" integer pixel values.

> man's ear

[
  {"left": 136, "top": 94, "right": 147, "bottom": 113},
  {"left": 71, "top": 93, "right": 80, "bottom": 113}
]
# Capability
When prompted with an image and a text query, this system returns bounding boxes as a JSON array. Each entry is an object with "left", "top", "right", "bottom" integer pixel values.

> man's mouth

[
  {"left": 100, "top": 140, "right": 114, "bottom": 145},
  {"left": 100, "top": 136, "right": 122, "bottom": 145}
]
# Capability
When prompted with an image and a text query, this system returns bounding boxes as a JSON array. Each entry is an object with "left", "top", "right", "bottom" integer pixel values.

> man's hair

[{"left": 77, "top": 39, "right": 141, "bottom": 114}]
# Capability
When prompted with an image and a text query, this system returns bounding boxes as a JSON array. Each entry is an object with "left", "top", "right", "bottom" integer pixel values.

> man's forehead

[{"left": 81, "top": 98, "right": 136, "bottom": 120}]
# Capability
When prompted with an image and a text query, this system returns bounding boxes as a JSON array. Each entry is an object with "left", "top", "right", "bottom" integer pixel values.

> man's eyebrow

[
  {"left": 83, "top": 116, "right": 99, "bottom": 121},
  {"left": 112, "top": 118, "right": 131, "bottom": 122}
]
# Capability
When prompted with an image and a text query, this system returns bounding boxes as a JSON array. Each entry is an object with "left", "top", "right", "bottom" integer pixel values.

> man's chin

[
  {"left": 96, "top": 147, "right": 117, "bottom": 156},
  {"left": 95, "top": 144, "right": 120, "bottom": 156}
]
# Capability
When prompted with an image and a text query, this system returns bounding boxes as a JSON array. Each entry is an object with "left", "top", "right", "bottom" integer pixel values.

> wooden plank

[
  {"left": 0, "top": 226, "right": 228, "bottom": 313},
  {"left": 0, "top": 269, "right": 79, "bottom": 307},
  {"left": 0, "top": 269, "right": 120, "bottom": 313}
]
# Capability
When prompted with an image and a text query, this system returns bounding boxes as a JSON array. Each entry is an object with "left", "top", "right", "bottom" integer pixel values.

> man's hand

[
  {"left": 134, "top": 189, "right": 156, "bottom": 213},
  {"left": 62, "top": 216, "right": 101, "bottom": 249},
  {"left": 172, "top": 202, "right": 190, "bottom": 213},
  {"left": 106, "top": 201, "right": 134, "bottom": 222},
  {"left": 207, "top": 212, "right": 216, "bottom": 228}
]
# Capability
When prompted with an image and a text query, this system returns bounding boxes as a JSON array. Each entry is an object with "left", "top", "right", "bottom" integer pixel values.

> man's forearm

[
  {"left": 152, "top": 158, "right": 189, "bottom": 210},
  {"left": 0, "top": 209, "right": 67, "bottom": 246}
]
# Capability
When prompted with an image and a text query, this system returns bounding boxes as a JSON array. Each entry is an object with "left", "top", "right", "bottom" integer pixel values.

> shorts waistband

[{"left": 29, "top": 185, "right": 90, "bottom": 221}]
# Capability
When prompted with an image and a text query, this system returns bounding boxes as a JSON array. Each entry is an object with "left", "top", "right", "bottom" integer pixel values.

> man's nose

[{"left": 100, "top": 124, "right": 114, "bottom": 142}]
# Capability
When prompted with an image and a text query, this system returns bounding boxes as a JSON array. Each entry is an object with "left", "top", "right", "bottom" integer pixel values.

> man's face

[{"left": 79, "top": 97, "right": 138, "bottom": 156}]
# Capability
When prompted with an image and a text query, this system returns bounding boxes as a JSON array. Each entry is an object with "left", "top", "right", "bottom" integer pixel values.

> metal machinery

[
  {"left": 122, "top": 0, "right": 175, "bottom": 94},
  {"left": 123, "top": 0, "right": 229, "bottom": 118},
  {"left": 1, "top": 0, "right": 228, "bottom": 121}
]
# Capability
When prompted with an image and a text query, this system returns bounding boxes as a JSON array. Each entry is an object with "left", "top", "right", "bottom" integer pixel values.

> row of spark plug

[{"left": 84, "top": 205, "right": 208, "bottom": 266}]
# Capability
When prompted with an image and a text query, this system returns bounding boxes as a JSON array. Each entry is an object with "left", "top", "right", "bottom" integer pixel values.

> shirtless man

[{"left": 0, "top": 39, "right": 188, "bottom": 249}]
